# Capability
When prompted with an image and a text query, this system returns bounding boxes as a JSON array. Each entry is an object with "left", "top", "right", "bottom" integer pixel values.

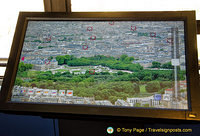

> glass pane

[
  {"left": 71, "top": 0, "right": 200, "bottom": 19},
  {"left": 0, "top": 67, "right": 5, "bottom": 88},
  {"left": 0, "top": 67, "right": 6, "bottom": 77},
  {"left": 10, "top": 20, "right": 188, "bottom": 109},
  {"left": 71, "top": 0, "right": 200, "bottom": 71},
  {"left": 0, "top": 0, "right": 44, "bottom": 58}
]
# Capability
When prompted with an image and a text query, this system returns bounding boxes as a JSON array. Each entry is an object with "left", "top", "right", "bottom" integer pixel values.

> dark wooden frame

[{"left": 0, "top": 11, "right": 199, "bottom": 121}]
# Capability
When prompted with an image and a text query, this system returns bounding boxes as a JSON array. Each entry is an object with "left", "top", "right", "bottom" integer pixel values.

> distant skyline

[{"left": 22, "top": 21, "right": 185, "bottom": 64}]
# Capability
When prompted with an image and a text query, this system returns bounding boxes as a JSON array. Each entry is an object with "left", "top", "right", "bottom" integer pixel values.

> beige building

[{"left": 33, "top": 59, "right": 58, "bottom": 71}]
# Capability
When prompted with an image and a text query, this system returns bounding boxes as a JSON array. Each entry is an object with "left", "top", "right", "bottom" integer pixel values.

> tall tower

[{"left": 171, "top": 27, "right": 180, "bottom": 101}]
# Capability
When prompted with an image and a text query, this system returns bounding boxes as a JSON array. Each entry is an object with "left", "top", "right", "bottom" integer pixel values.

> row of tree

[
  {"left": 19, "top": 79, "right": 173, "bottom": 104},
  {"left": 20, "top": 80, "right": 141, "bottom": 104},
  {"left": 145, "top": 81, "right": 173, "bottom": 93},
  {"left": 151, "top": 61, "right": 174, "bottom": 69},
  {"left": 56, "top": 54, "right": 143, "bottom": 72},
  {"left": 15, "top": 67, "right": 185, "bottom": 86},
  {"left": 18, "top": 62, "right": 33, "bottom": 72}
]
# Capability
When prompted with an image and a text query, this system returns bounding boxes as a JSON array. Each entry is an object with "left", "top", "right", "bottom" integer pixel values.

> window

[
  {"left": 71, "top": 0, "right": 200, "bottom": 19},
  {"left": 0, "top": 0, "right": 200, "bottom": 77},
  {"left": 0, "top": 0, "right": 44, "bottom": 77},
  {"left": 0, "top": 0, "right": 44, "bottom": 58},
  {"left": 71, "top": 0, "right": 200, "bottom": 60}
]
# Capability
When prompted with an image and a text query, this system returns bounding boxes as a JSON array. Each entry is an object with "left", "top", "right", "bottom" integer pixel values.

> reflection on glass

[{"left": 11, "top": 21, "right": 188, "bottom": 109}]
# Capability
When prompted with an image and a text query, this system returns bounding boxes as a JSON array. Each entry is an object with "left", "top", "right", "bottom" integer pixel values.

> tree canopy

[{"left": 56, "top": 55, "right": 141, "bottom": 72}]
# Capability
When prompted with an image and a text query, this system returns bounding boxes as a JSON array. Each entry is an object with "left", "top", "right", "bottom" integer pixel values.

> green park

[{"left": 14, "top": 54, "right": 186, "bottom": 104}]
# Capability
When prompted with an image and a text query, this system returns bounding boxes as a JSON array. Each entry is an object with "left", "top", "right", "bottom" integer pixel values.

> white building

[
  {"left": 115, "top": 99, "right": 130, "bottom": 106},
  {"left": 59, "top": 90, "right": 65, "bottom": 96},
  {"left": 51, "top": 90, "right": 57, "bottom": 96},
  {"left": 36, "top": 89, "right": 43, "bottom": 96},
  {"left": 28, "top": 88, "right": 34, "bottom": 95},
  {"left": 95, "top": 100, "right": 112, "bottom": 106},
  {"left": 43, "top": 89, "right": 50, "bottom": 96},
  {"left": 66, "top": 90, "right": 73, "bottom": 96},
  {"left": 127, "top": 95, "right": 160, "bottom": 107},
  {"left": 164, "top": 88, "right": 173, "bottom": 97}
]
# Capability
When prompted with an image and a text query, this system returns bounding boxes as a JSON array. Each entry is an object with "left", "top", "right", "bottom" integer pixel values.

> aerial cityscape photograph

[{"left": 11, "top": 20, "right": 188, "bottom": 109}]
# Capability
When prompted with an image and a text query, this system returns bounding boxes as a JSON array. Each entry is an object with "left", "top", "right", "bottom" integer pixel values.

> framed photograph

[{"left": 0, "top": 11, "right": 199, "bottom": 120}]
